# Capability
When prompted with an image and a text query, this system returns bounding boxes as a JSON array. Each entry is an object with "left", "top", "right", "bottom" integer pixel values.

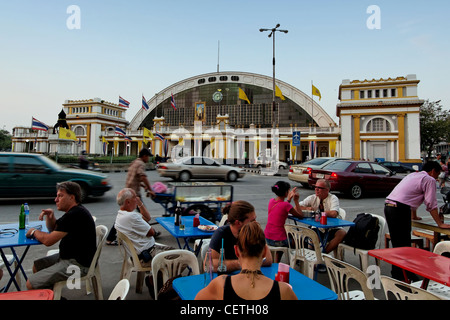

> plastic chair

[
  {"left": 116, "top": 230, "right": 153, "bottom": 294},
  {"left": 323, "top": 254, "right": 375, "bottom": 300},
  {"left": 108, "top": 279, "right": 130, "bottom": 300},
  {"left": 381, "top": 276, "right": 442, "bottom": 300},
  {"left": 0, "top": 254, "right": 20, "bottom": 289},
  {"left": 336, "top": 213, "right": 386, "bottom": 272},
  {"left": 268, "top": 245, "right": 289, "bottom": 263},
  {"left": 53, "top": 225, "right": 108, "bottom": 300},
  {"left": 151, "top": 249, "right": 200, "bottom": 300},
  {"left": 284, "top": 224, "right": 324, "bottom": 280},
  {"left": 411, "top": 241, "right": 450, "bottom": 299},
  {"left": 193, "top": 214, "right": 228, "bottom": 254}
]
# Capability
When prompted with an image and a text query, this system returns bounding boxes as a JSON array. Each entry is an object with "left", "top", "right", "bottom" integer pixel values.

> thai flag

[
  {"left": 31, "top": 117, "right": 49, "bottom": 131},
  {"left": 119, "top": 96, "right": 130, "bottom": 108},
  {"left": 171, "top": 93, "right": 177, "bottom": 110},
  {"left": 142, "top": 95, "right": 149, "bottom": 111},
  {"left": 124, "top": 135, "right": 132, "bottom": 141},
  {"left": 115, "top": 126, "right": 127, "bottom": 136},
  {"left": 154, "top": 132, "right": 165, "bottom": 141}
]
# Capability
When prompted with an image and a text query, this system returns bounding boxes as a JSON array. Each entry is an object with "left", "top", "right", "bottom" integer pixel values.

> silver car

[
  {"left": 157, "top": 156, "right": 245, "bottom": 182},
  {"left": 288, "top": 157, "right": 349, "bottom": 188}
]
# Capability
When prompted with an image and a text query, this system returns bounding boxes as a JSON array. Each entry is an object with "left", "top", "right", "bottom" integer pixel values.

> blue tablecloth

[{"left": 173, "top": 263, "right": 337, "bottom": 300}]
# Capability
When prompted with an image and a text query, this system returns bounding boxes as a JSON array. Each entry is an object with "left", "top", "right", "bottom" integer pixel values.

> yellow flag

[
  {"left": 143, "top": 127, "right": 154, "bottom": 144},
  {"left": 329, "top": 141, "right": 336, "bottom": 157},
  {"left": 238, "top": 87, "right": 251, "bottom": 104},
  {"left": 275, "top": 85, "right": 285, "bottom": 100},
  {"left": 59, "top": 127, "right": 77, "bottom": 141},
  {"left": 312, "top": 84, "right": 322, "bottom": 100},
  {"left": 102, "top": 136, "right": 108, "bottom": 144}
]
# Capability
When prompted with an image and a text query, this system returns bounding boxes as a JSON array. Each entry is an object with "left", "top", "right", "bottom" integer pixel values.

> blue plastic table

[
  {"left": 155, "top": 216, "right": 217, "bottom": 255},
  {"left": 0, "top": 221, "right": 47, "bottom": 292},
  {"left": 288, "top": 216, "right": 354, "bottom": 251},
  {"left": 172, "top": 263, "right": 337, "bottom": 300}
]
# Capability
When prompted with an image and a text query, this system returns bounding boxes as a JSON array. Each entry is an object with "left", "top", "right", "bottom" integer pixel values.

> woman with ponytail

[
  {"left": 196, "top": 221, "right": 297, "bottom": 300},
  {"left": 264, "top": 181, "right": 304, "bottom": 261}
]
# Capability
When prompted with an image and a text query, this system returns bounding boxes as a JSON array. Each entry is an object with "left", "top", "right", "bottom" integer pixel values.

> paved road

[{"left": 0, "top": 169, "right": 446, "bottom": 300}]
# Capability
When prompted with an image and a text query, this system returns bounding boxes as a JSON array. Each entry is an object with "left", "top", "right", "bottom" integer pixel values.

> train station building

[{"left": 11, "top": 71, "right": 422, "bottom": 165}]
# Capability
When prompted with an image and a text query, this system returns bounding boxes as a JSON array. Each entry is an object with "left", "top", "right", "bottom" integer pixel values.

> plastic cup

[{"left": 277, "top": 263, "right": 290, "bottom": 283}]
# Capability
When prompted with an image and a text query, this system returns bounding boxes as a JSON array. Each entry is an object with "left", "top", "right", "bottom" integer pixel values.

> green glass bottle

[{"left": 19, "top": 204, "right": 25, "bottom": 229}]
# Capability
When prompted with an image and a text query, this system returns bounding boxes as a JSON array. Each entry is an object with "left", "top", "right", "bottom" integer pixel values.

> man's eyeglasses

[{"left": 314, "top": 186, "right": 327, "bottom": 190}]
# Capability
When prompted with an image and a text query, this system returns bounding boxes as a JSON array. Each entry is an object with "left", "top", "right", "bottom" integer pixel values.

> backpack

[{"left": 343, "top": 213, "right": 380, "bottom": 250}]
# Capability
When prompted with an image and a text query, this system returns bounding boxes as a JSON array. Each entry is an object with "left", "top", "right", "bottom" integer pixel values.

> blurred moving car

[
  {"left": 0, "top": 153, "right": 112, "bottom": 201},
  {"left": 308, "top": 160, "right": 403, "bottom": 199},
  {"left": 157, "top": 156, "right": 245, "bottom": 182},
  {"left": 376, "top": 161, "right": 417, "bottom": 174},
  {"left": 288, "top": 157, "right": 349, "bottom": 188}
]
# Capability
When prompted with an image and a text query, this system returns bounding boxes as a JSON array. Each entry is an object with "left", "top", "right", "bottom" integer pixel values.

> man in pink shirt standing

[{"left": 384, "top": 161, "right": 450, "bottom": 280}]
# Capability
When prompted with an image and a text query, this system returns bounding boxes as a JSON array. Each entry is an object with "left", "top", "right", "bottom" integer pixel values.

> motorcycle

[{"left": 439, "top": 187, "right": 450, "bottom": 216}]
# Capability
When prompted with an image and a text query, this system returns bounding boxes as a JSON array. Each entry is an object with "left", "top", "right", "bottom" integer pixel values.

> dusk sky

[{"left": 1, "top": 0, "right": 449, "bottom": 132}]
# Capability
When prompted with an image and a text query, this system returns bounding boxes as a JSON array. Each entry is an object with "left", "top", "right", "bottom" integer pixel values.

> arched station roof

[{"left": 129, "top": 71, "right": 335, "bottom": 130}]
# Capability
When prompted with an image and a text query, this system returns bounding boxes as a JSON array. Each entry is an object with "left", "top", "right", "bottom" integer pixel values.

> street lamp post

[{"left": 259, "top": 23, "right": 288, "bottom": 126}]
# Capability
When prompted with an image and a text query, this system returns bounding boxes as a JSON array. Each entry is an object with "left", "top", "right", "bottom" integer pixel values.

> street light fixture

[{"left": 259, "top": 24, "right": 288, "bottom": 126}]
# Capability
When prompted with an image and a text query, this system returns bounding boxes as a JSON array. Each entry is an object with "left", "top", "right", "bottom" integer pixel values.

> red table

[
  {"left": 368, "top": 247, "right": 450, "bottom": 289},
  {"left": 0, "top": 289, "right": 54, "bottom": 300}
]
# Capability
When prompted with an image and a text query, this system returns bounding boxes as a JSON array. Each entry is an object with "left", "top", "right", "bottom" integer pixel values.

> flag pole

[{"left": 311, "top": 80, "right": 314, "bottom": 126}]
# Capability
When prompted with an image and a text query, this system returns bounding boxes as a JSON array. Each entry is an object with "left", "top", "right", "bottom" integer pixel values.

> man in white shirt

[
  {"left": 299, "top": 179, "right": 345, "bottom": 253},
  {"left": 115, "top": 188, "right": 171, "bottom": 265}
]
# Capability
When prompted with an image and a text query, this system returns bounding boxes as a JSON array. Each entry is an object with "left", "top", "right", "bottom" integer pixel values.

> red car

[{"left": 308, "top": 160, "right": 403, "bottom": 199}]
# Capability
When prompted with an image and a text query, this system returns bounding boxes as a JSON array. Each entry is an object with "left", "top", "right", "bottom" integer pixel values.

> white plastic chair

[
  {"left": 151, "top": 249, "right": 200, "bottom": 300},
  {"left": 193, "top": 214, "right": 228, "bottom": 254},
  {"left": 411, "top": 241, "right": 450, "bottom": 299},
  {"left": 116, "top": 230, "right": 153, "bottom": 294},
  {"left": 268, "top": 245, "right": 289, "bottom": 263},
  {"left": 0, "top": 254, "right": 20, "bottom": 288},
  {"left": 381, "top": 276, "right": 442, "bottom": 300},
  {"left": 284, "top": 224, "right": 324, "bottom": 280},
  {"left": 323, "top": 254, "right": 375, "bottom": 300},
  {"left": 53, "top": 225, "right": 108, "bottom": 300},
  {"left": 336, "top": 213, "right": 386, "bottom": 272},
  {"left": 108, "top": 279, "right": 130, "bottom": 300}
]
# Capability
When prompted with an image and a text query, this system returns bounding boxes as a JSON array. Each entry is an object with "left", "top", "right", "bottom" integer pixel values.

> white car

[
  {"left": 253, "top": 157, "right": 288, "bottom": 170},
  {"left": 288, "top": 157, "right": 349, "bottom": 188},
  {"left": 157, "top": 156, "right": 245, "bottom": 182}
]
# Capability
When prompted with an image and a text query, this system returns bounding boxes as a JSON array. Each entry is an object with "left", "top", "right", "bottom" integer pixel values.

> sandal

[{"left": 106, "top": 240, "right": 118, "bottom": 246}]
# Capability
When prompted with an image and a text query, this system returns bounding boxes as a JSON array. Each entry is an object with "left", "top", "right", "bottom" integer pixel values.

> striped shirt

[{"left": 125, "top": 158, "right": 147, "bottom": 197}]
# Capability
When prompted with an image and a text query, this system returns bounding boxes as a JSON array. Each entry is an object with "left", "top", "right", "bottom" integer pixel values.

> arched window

[
  {"left": 366, "top": 118, "right": 391, "bottom": 132},
  {"left": 74, "top": 126, "right": 85, "bottom": 136}
]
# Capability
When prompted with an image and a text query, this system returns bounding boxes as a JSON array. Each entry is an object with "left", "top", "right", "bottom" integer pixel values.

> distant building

[
  {"left": 12, "top": 71, "right": 340, "bottom": 162},
  {"left": 12, "top": 72, "right": 424, "bottom": 165},
  {"left": 12, "top": 98, "right": 129, "bottom": 155},
  {"left": 336, "top": 74, "right": 423, "bottom": 163}
]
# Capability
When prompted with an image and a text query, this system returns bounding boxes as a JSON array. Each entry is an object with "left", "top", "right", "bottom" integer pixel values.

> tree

[
  {"left": 0, "top": 129, "right": 12, "bottom": 151},
  {"left": 420, "top": 100, "right": 450, "bottom": 158}
]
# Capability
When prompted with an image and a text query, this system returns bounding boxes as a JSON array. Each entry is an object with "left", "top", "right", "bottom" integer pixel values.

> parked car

[
  {"left": 253, "top": 157, "right": 288, "bottom": 169},
  {"left": 157, "top": 156, "right": 245, "bottom": 182},
  {"left": 308, "top": 160, "right": 403, "bottom": 199},
  {"left": 0, "top": 153, "right": 112, "bottom": 201},
  {"left": 377, "top": 161, "right": 417, "bottom": 174},
  {"left": 288, "top": 157, "right": 350, "bottom": 188}
]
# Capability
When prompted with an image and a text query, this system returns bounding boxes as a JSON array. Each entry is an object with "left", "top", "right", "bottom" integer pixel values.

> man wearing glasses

[{"left": 299, "top": 179, "right": 346, "bottom": 254}]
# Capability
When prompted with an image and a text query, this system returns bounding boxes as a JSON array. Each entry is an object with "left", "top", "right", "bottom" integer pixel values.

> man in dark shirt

[
  {"left": 26, "top": 181, "right": 96, "bottom": 290},
  {"left": 208, "top": 200, "right": 272, "bottom": 273}
]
